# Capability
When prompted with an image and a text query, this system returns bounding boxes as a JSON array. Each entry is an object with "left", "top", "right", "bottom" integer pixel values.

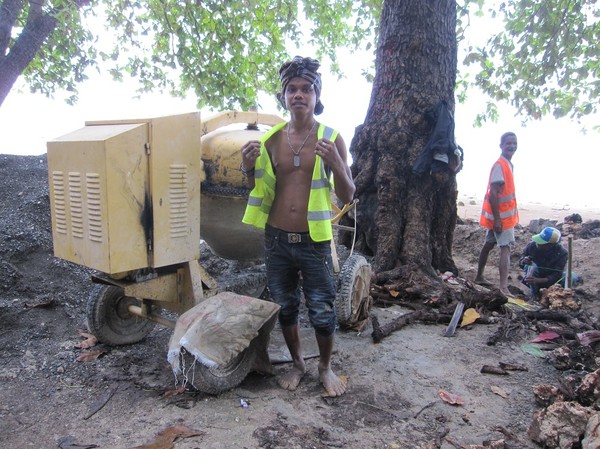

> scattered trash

[
  {"left": 577, "top": 330, "right": 600, "bottom": 347},
  {"left": 240, "top": 399, "right": 249, "bottom": 408},
  {"left": 520, "top": 343, "right": 546, "bottom": 358},
  {"left": 532, "top": 330, "right": 561, "bottom": 343},
  {"left": 506, "top": 297, "right": 538, "bottom": 311},
  {"left": 441, "top": 271, "right": 459, "bottom": 285},
  {"left": 443, "top": 302, "right": 464, "bottom": 337}
]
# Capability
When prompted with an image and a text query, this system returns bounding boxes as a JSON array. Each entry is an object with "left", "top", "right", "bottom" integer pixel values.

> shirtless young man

[{"left": 241, "top": 56, "right": 355, "bottom": 397}]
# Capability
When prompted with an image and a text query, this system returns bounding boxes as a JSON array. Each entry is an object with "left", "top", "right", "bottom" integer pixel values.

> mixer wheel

[
  {"left": 336, "top": 254, "right": 372, "bottom": 328},
  {"left": 184, "top": 338, "right": 258, "bottom": 395},
  {"left": 86, "top": 284, "right": 156, "bottom": 345}
]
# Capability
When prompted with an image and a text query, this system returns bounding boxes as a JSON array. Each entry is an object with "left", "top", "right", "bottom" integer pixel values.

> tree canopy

[{"left": 0, "top": 0, "right": 598, "bottom": 126}]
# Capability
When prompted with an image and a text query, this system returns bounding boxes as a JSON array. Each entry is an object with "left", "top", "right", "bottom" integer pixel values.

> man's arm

[
  {"left": 240, "top": 139, "right": 261, "bottom": 189},
  {"left": 519, "top": 243, "right": 533, "bottom": 268},
  {"left": 488, "top": 182, "right": 504, "bottom": 233}
]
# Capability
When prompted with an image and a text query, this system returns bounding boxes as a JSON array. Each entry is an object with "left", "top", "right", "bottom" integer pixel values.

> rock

[
  {"left": 565, "top": 213, "right": 583, "bottom": 224},
  {"left": 582, "top": 412, "right": 600, "bottom": 449},
  {"left": 533, "top": 384, "right": 564, "bottom": 407},
  {"left": 528, "top": 401, "right": 592, "bottom": 449},
  {"left": 576, "top": 369, "right": 600, "bottom": 406},
  {"left": 528, "top": 218, "right": 558, "bottom": 234}
]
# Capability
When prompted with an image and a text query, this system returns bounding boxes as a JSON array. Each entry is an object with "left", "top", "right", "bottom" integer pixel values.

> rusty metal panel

[
  {"left": 47, "top": 124, "right": 149, "bottom": 273},
  {"left": 148, "top": 112, "right": 201, "bottom": 267}
]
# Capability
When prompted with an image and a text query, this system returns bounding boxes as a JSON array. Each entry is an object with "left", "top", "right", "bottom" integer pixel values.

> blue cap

[{"left": 532, "top": 227, "right": 561, "bottom": 244}]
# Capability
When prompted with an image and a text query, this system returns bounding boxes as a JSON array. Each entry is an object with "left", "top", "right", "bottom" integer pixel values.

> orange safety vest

[{"left": 480, "top": 157, "right": 519, "bottom": 230}]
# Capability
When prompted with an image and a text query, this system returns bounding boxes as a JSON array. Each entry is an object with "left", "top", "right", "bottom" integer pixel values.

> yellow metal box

[{"left": 47, "top": 113, "right": 201, "bottom": 274}]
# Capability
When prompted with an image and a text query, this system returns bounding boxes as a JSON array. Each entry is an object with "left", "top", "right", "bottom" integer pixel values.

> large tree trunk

[
  {"left": 0, "top": 0, "right": 57, "bottom": 107},
  {"left": 346, "top": 0, "right": 458, "bottom": 296}
]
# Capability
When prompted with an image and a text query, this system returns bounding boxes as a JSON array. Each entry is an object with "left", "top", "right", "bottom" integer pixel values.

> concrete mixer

[{"left": 46, "top": 110, "right": 370, "bottom": 393}]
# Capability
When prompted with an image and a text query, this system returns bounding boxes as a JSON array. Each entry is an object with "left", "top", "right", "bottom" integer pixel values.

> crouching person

[{"left": 519, "top": 227, "right": 568, "bottom": 299}]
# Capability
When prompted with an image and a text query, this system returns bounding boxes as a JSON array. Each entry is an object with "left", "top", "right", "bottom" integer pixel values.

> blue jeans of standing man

[{"left": 264, "top": 224, "right": 337, "bottom": 337}]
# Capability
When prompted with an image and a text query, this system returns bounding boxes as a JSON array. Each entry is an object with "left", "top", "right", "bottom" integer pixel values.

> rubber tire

[
  {"left": 86, "top": 284, "right": 156, "bottom": 346},
  {"left": 336, "top": 254, "right": 371, "bottom": 326},
  {"left": 186, "top": 339, "right": 258, "bottom": 395}
]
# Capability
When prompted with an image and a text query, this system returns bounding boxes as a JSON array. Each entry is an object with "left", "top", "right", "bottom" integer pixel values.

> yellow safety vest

[{"left": 242, "top": 122, "right": 338, "bottom": 242}]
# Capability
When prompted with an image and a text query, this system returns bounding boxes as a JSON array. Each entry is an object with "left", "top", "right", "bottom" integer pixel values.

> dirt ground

[{"left": 1, "top": 154, "right": 600, "bottom": 449}]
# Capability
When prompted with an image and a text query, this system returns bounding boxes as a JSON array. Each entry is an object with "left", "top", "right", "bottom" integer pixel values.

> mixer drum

[{"left": 200, "top": 127, "right": 267, "bottom": 260}]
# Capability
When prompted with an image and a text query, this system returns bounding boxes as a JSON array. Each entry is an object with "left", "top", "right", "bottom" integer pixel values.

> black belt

[{"left": 266, "top": 225, "right": 311, "bottom": 244}]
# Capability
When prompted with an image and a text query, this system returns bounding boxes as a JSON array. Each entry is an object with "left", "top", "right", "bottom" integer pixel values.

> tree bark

[
  {"left": 0, "top": 1, "right": 57, "bottom": 106},
  {"left": 346, "top": 0, "right": 458, "bottom": 293},
  {"left": 0, "top": 0, "right": 91, "bottom": 107}
]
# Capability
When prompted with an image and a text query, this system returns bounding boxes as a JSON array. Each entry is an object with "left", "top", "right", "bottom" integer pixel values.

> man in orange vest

[{"left": 475, "top": 132, "right": 519, "bottom": 296}]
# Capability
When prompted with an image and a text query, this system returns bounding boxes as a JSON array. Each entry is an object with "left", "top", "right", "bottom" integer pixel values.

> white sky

[
  {"left": 0, "top": 7, "right": 598, "bottom": 212},
  {"left": 1, "top": 66, "right": 598, "bottom": 212}
]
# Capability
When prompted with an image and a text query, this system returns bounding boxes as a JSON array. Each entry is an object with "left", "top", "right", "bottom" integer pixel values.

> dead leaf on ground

[
  {"left": 131, "top": 424, "right": 204, "bottom": 449},
  {"left": 76, "top": 349, "right": 106, "bottom": 362},
  {"left": 438, "top": 389, "right": 464, "bottom": 405},
  {"left": 75, "top": 331, "right": 98, "bottom": 349},
  {"left": 491, "top": 385, "right": 509, "bottom": 398},
  {"left": 163, "top": 386, "right": 186, "bottom": 397},
  {"left": 460, "top": 307, "right": 480, "bottom": 327}
]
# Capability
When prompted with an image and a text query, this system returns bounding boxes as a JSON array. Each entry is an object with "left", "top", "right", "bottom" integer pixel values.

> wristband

[{"left": 239, "top": 162, "right": 255, "bottom": 177}]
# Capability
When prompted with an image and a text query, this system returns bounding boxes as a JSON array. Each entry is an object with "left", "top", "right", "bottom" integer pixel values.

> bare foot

[
  {"left": 474, "top": 277, "right": 493, "bottom": 287},
  {"left": 319, "top": 366, "right": 347, "bottom": 397},
  {"left": 277, "top": 361, "right": 306, "bottom": 391}
]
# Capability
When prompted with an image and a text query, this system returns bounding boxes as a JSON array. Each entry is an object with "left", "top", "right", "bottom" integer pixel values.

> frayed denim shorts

[{"left": 264, "top": 224, "right": 336, "bottom": 336}]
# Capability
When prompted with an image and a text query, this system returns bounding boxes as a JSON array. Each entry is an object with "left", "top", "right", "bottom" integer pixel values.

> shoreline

[{"left": 457, "top": 195, "right": 600, "bottom": 224}]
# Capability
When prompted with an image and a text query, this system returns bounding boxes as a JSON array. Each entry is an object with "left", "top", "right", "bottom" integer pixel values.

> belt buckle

[{"left": 288, "top": 233, "right": 301, "bottom": 244}]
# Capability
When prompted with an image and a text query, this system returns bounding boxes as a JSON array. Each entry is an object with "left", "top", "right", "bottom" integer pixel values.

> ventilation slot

[
  {"left": 68, "top": 172, "right": 83, "bottom": 239},
  {"left": 169, "top": 164, "right": 188, "bottom": 238},
  {"left": 86, "top": 173, "right": 103, "bottom": 243},
  {"left": 52, "top": 171, "right": 67, "bottom": 234}
]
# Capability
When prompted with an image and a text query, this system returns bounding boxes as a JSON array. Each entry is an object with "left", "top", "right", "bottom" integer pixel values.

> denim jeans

[{"left": 264, "top": 224, "right": 336, "bottom": 336}]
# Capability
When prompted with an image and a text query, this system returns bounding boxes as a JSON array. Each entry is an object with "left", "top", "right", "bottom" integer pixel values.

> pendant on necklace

[{"left": 293, "top": 155, "right": 300, "bottom": 167}]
